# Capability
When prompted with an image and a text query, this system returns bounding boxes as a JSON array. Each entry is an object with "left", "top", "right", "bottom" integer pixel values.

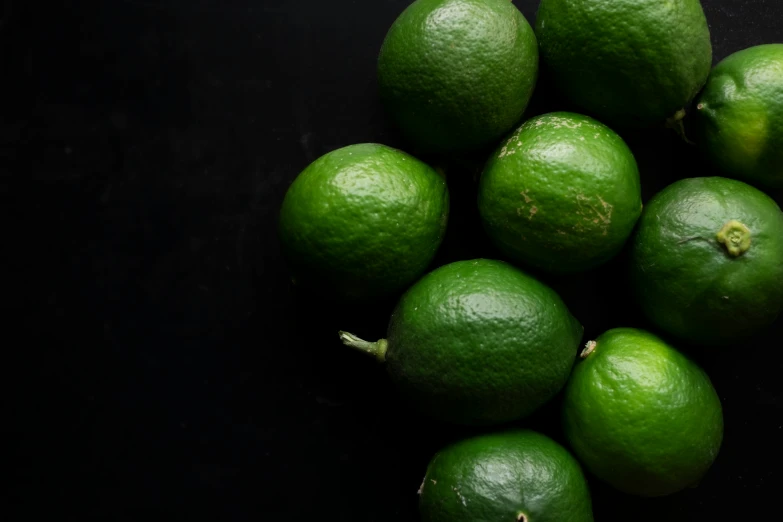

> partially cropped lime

[
  {"left": 279, "top": 143, "right": 448, "bottom": 300},
  {"left": 419, "top": 430, "right": 593, "bottom": 522},
  {"left": 696, "top": 44, "right": 783, "bottom": 188},
  {"left": 629, "top": 177, "right": 783, "bottom": 345},
  {"left": 378, "top": 0, "right": 538, "bottom": 154},
  {"left": 536, "top": 0, "right": 711, "bottom": 127}
]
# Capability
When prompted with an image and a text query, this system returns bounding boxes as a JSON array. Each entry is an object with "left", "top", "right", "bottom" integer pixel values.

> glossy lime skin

[
  {"left": 385, "top": 259, "right": 583, "bottom": 425},
  {"left": 420, "top": 430, "right": 593, "bottom": 522},
  {"left": 563, "top": 328, "right": 723, "bottom": 497},
  {"left": 378, "top": 0, "right": 538, "bottom": 155},
  {"left": 629, "top": 177, "right": 783, "bottom": 345},
  {"left": 278, "top": 144, "right": 449, "bottom": 300},
  {"left": 696, "top": 44, "right": 783, "bottom": 188},
  {"left": 478, "top": 112, "right": 642, "bottom": 273},
  {"left": 536, "top": 0, "right": 711, "bottom": 127}
]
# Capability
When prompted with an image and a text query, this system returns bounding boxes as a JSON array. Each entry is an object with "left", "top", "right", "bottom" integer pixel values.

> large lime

[
  {"left": 536, "top": 0, "right": 711, "bottom": 127},
  {"left": 279, "top": 143, "right": 448, "bottom": 300},
  {"left": 563, "top": 328, "right": 723, "bottom": 497},
  {"left": 419, "top": 430, "right": 593, "bottom": 522},
  {"left": 378, "top": 0, "right": 538, "bottom": 155},
  {"left": 340, "top": 259, "right": 582, "bottom": 425},
  {"left": 629, "top": 177, "right": 783, "bottom": 345},
  {"left": 478, "top": 112, "right": 642, "bottom": 273}
]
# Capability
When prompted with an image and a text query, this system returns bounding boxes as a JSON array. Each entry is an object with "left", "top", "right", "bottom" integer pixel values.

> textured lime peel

[
  {"left": 338, "top": 331, "right": 388, "bottom": 362},
  {"left": 716, "top": 220, "right": 752, "bottom": 256}
]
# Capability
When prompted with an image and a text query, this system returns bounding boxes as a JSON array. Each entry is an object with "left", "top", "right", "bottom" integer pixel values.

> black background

[{"left": 6, "top": 0, "right": 783, "bottom": 520}]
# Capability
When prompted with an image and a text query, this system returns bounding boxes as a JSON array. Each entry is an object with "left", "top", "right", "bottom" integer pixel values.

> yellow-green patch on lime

[{"left": 696, "top": 44, "right": 783, "bottom": 188}]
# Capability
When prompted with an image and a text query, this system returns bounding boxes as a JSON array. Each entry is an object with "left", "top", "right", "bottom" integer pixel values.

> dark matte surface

[{"left": 6, "top": 0, "right": 783, "bottom": 519}]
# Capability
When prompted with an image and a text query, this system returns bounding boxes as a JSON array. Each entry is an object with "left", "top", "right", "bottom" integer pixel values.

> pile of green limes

[{"left": 279, "top": 1, "right": 783, "bottom": 520}]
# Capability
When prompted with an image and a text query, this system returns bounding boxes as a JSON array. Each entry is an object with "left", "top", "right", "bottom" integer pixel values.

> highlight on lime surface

[
  {"left": 478, "top": 112, "right": 642, "bottom": 273},
  {"left": 563, "top": 328, "right": 724, "bottom": 497},
  {"left": 339, "top": 259, "right": 583, "bottom": 425},
  {"left": 378, "top": 0, "right": 538, "bottom": 155},
  {"left": 419, "top": 430, "right": 594, "bottom": 522},
  {"left": 629, "top": 177, "right": 783, "bottom": 345},
  {"left": 278, "top": 143, "right": 449, "bottom": 300}
]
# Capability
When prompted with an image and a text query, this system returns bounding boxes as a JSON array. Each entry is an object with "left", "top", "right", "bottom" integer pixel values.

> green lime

[
  {"left": 535, "top": 0, "right": 711, "bottom": 127},
  {"left": 563, "top": 328, "right": 723, "bottom": 497},
  {"left": 478, "top": 112, "right": 642, "bottom": 273},
  {"left": 696, "top": 44, "right": 783, "bottom": 188},
  {"left": 378, "top": 0, "right": 538, "bottom": 155},
  {"left": 278, "top": 143, "right": 448, "bottom": 300},
  {"left": 419, "top": 430, "right": 593, "bottom": 522},
  {"left": 340, "top": 259, "right": 582, "bottom": 425},
  {"left": 629, "top": 177, "right": 783, "bottom": 345}
]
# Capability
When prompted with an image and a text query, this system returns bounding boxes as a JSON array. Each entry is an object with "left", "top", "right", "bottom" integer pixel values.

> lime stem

[
  {"left": 716, "top": 220, "right": 752, "bottom": 257},
  {"left": 665, "top": 108, "right": 694, "bottom": 145},
  {"left": 580, "top": 340, "right": 596, "bottom": 359},
  {"left": 338, "top": 331, "right": 388, "bottom": 362}
]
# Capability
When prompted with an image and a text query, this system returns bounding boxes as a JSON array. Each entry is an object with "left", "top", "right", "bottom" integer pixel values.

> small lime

[
  {"left": 279, "top": 143, "right": 448, "bottom": 300},
  {"left": 478, "top": 112, "right": 642, "bottom": 273},
  {"left": 340, "top": 259, "right": 582, "bottom": 425},
  {"left": 563, "top": 328, "right": 724, "bottom": 497}
]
